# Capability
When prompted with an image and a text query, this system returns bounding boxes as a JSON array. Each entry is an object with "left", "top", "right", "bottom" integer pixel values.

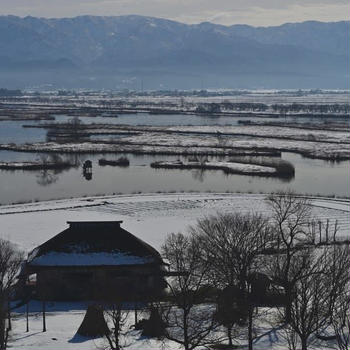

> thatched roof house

[{"left": 25, "top": 221, "right": 166, "bottom": 301}]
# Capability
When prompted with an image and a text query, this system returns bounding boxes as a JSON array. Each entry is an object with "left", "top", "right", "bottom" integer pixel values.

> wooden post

[
  {"left": 134, "top": 306, "right": 138, "bottom": 325},
  {"left": 7, "top": 300, "right": 11, "bottom": 331},
  {"left": 318, "top": 221, "right": 322, "bottom": 243},
  {"left": 248, "top": 306, "right": 253, "bottom": 350},
  {"left": 26, "top": 303, "right": 29, "bottom": 332},
  {"left": 42, "top": 300, "right": 46, "bottom": 332},
  {"left": 333, "top": 220, "right": 338, "bottom": 242}
]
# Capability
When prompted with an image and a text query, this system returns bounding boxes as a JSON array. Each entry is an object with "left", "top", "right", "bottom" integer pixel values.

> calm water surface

[
  {"left": 2, "top": 113, "right": 347, "bottom": 144},
  {"left": 0, "top": 114, "right": 349, "bottom": 204},
  {"left": 0, "top": 152, "right": 348, "bottom": 204}
]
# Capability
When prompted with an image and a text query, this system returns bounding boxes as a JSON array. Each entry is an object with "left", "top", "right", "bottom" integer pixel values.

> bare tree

[
  {"left": 192, "top": 212, "right": 273, "bottom": 290},
  {"left": 332, "top": 293, "right": 350, "bottom": 350},
  {"left": 161, "top": 233, "right": 220, "bottom": 350},
  {"left": 330, "top": 245, "right": 350, "bottom": 350},
  {"left": 0, "top": 239, "right": 24, "bottom": 350},
  {"left": 68, "top": 117, "right": 83, "bottom": 141},
  {"left": 216, "top": 131, "right": 228, "bottom": 149},
  {"left": 282, "top": 246, "right": 349, "bottom": 350},
  {"left": 266, "top": 191, "right": 313, "bottom": 323},
  {"left": 103, "top": 302, "right": 132, "bottom": 350},
  {"left": 192, "top": 212, "right": 274, "bottom": 349},
  {"left": 68, "top": 116, "right": 82, "bottom": 130},
  {"left": 90, "top": 278, "right": 135, "bottom": 350},
  {"left": 326, "top": 245, "right": 350, "bottom": 323}
]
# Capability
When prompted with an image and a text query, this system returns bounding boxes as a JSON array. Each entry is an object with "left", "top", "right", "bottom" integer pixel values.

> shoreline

[
  {"left": 150, "top": 160, "right": 293, "bottom": 178},
  {"left": 1, "top": 141, "right": 349, "bottom": 161},
  {"left": 1, "top": 191, "right": 349, "bottom": 209},
  {"left": 0, "top": 161, "right": 73, "bottom": 170}
]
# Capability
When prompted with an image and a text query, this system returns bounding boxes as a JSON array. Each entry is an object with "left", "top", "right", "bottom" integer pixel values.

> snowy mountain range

[{"left": 0, "top": 15, "right": 348, "bottom": 89}]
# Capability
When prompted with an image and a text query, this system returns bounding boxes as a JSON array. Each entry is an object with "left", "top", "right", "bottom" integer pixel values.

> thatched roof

[{"left": 27, "top": 221, "right": 163, "bottom": 267}]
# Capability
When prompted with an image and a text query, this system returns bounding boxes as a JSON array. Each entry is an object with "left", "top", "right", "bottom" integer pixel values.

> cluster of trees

[
  {"left": 195, "top": 102, "right": 269, "bottom": 113},
  {"left": 195, "top": 103, "right": 222, "bottom": 114},
  {"left": 97, "top": 192, "right": 349, "bottom": 350},
  {"left": 105, "top": 89, "right": 347, "bottom": 98},
  {"left": 195, "top": 102, "right": 350, "bottom": 114},
  {"left": 0, "top": 89, "right": 22, "bottom": 97},
  {"left": 158, "top": 192, "right": 349, "bottom": 350},
  {"left": 102, "top": 90, "right": 255, "bottom": 98},
  {"left": 221, "top": 102, "right": 269, "bottom": 111},
  {"left": 271, "top": 103, "right": 350, "bottom": 114},
  {"left": 0, "top": 240, "right": 23, "bottom": 350}
]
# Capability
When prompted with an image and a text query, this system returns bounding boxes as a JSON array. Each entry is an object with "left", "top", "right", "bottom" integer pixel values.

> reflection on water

[
  {"left": 36, "top": 169, "right": 60, "bottom": 186},
  {"left": 0, "top": 152, "right": 348, "bottom": 205},
  {"left": 191, "top": 168, "right": 206, "bottom": 182},
  {"left": 82, "top": 160, "right": 93, "bottom": 181},
  {"left": 0, "top": 114, "right": 349, "bottom": 204}
]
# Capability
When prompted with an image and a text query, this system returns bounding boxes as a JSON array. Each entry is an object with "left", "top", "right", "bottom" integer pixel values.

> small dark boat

[{"left": 98, "top": 157, "right": 130, "bottom": 167}]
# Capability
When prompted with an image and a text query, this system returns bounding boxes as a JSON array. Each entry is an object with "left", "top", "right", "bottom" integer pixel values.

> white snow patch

[
  {"left": 208, "top": 161, "right": 276, "bottom": 173},
  {"left": 29, "top": 251, "right": 153, "bottom": 266},
  {"left": 1, "top": 193, "right": 349, "bottom": 253}
]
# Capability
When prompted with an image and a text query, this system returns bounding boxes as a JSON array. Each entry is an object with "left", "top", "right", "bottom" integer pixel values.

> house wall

[{"left": 36, "top": 265, "right": 166, "bottom": 301}]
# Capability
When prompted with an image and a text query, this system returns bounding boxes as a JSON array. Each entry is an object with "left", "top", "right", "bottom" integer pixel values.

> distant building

[{"left": 24, "top": 221, "right": 166, "bottom": 301}]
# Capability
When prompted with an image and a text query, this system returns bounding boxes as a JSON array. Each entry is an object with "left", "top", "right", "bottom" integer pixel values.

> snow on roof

[
  {"left": 27, "top": 220, "right": 163, "bottom": 267},
  {"left": 67, "top": 221, "right": 123, "bottom": 226},
  {"left": 29, "top": 251, "right": 153, "bottom": 266}
]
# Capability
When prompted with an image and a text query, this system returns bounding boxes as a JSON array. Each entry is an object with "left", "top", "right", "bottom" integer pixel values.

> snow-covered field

[
  {"left": 2, "top": 192, "right": 349, "bottom": 350},
  {"left": 9, "top": 90, "right": 350, "bottom": 105},
  {"left": 10, "top": 301, "right": 183, "bottom": 350},
  {"left": 10, "top": 301, "right": 338, "bottom": 350},
  {"left": 166, "top": 125, "right": 350, "bottom": 143},
  {"left": 3, "top": 123, "right": 349, "bottom": 160},
  {"left": 1, "top": 192, "right": 350, "bottom": 252},
  {"left": 151, "top": 160, "right": 277, "bottom": 175},
  {"left": 2, "top": 134, "right": 350, "bottom": 160},
  {"left": 22, "top": 123, "right": 350, "bottom": 144}
]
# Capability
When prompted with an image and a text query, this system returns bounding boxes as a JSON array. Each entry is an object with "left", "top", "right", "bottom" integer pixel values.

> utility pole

[
  {"left": 42, "top": 300, "right": 46, "bottom": 332},
  {"left": 26, "top": 303, "right": 29, "bottom": 332}
]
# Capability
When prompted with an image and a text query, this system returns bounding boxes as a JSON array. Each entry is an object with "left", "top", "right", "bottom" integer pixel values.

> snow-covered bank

[
  {"left": 2, "top": 121, "right": 350, "bottom": 160},
  {"left": 151, "top": 160, "right": 278, "bottom": 176},
  {"left": 24, "top": 123, "right": 350, "bottom": 144},
  {"left": 0, "top": 161, "right": 72, "bottom": 170},
  {"left": 166, "top": 125, "right": 350, "bottom": 143},
  {"left": 2, "top": 136, "right": 350, "bottom": 160},
  {"left": 1, "top": 193, "right": 349, "bottom": 252}
]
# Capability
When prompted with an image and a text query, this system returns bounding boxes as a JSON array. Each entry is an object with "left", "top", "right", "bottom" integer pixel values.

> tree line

[
  {"left": 94, "top": 192, "right": 349, "bottom": 350},
  {"left": 157, "top": 192, "right": 349, "bottom": 350},
  {"left": 271, "top": 103, "right": 350, "bottom": 114}
]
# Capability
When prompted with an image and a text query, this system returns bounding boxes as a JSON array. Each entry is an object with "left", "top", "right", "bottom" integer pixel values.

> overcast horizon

[
  {"left": 0, "top": 0, "right": 349, "bottom": 26},
  {"left": 1, "top": 13, "right": 349, "bottom": 28}
]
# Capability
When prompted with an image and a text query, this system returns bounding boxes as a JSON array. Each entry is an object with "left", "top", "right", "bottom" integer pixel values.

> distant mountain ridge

[{"left": 0, "top": 15, "right": 348, "bottom": 89}]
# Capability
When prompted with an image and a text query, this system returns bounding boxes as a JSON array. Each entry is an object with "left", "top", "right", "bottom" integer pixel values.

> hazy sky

[{"left": 0, "top": 0, "right": 349, "bottom": 26}]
